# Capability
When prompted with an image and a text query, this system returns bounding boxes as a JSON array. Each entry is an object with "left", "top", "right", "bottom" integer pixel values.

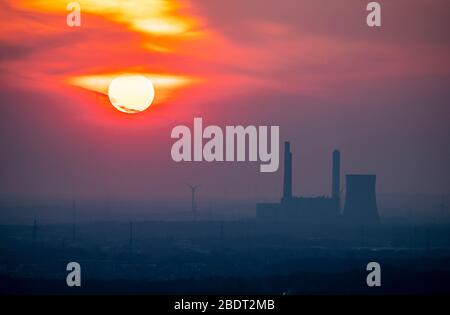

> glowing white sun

[{"left": 108, "top": 75, "right": 155, "bottom": 114}]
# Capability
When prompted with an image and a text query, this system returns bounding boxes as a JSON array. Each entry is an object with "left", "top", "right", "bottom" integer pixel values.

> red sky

[{"left": 0, "top": 0, "right": 449, "bottom": 201}]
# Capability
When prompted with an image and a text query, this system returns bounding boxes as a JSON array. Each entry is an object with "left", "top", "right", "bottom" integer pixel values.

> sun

[{"left": 108, "top": 75, "right": 155, "bottom": 114}]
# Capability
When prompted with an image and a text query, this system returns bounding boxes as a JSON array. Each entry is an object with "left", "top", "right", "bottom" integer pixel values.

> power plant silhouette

[{"left": 257, "top": 141, "right": 379, "bottom": 225}]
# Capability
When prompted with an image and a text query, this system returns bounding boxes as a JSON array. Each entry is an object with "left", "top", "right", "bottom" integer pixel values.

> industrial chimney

[
  {"left": 282, "top": 141, "right": 292, "bottom": 202},
  {"left": 332, "top": 150, "right": 340, "bottom": 212},
  {"left": 343, "top": 175, "right": 379, "bottom": 225}
]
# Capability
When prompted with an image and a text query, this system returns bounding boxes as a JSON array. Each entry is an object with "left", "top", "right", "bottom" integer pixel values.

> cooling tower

[
  {"left": 343, "top": 175, "right": 379, "bottom": 224},
  {"left": 282, "top": 141, "right": 292, "bottom": 202}
]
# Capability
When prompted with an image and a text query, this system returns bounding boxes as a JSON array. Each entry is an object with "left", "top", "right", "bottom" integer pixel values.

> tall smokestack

[
  {"left": 282, "top": 141, "right": 292, "bottom": 202},
  {"left": 332, "top": 150, "right": 341, "bottom": 210}
]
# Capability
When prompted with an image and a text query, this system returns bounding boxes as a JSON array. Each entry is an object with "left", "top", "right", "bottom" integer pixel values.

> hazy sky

[{"left": 0, "top": 0, "right": 449, "bottom": 201}]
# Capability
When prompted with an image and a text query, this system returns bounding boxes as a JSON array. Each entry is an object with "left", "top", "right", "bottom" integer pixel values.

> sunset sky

[{"left": 0, "top": 0, "right": 449, "bottom": 202}]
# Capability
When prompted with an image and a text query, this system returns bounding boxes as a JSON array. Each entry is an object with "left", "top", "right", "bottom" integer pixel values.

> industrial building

[{"left": 256, "top": 142, "right": 379, "bottom": 225}]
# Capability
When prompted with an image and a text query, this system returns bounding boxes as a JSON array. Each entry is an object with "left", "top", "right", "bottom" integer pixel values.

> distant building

[{"left": 256, "top": 142, "right": 379, "bottom": 225}]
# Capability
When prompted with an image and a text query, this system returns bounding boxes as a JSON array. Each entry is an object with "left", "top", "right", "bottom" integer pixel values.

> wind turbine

[{"left": 187, "top": 184, "right": 200, "bottom": 220}]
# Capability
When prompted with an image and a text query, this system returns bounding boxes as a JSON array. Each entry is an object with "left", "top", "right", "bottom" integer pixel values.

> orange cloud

[
  {"left": 22, "top": 0, "right": 201, "bottom": 36},
  {"left": 3, "top": 0, "right": 448, "bottom": 117}
]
